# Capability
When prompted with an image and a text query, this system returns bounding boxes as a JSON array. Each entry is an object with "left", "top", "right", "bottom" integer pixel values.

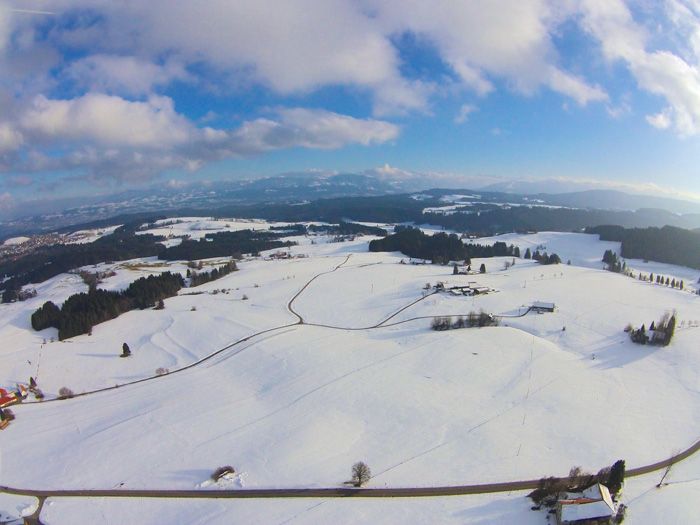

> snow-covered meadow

[{"left": 1, "top": 220, "right": 699, "bottom": 524}]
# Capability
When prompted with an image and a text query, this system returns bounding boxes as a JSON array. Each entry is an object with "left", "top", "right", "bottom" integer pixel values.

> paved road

[
  {"left": 6, "top": 256, "right": 700, "bottom": 515},
  {"left": 286, "top": 254, "right": 352, "bottom": 324},
  {"left": 2, "top": 436, "right": 700, "bottom": 502}
]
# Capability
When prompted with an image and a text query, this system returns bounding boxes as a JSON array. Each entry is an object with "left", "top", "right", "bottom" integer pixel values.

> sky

[{"left": 1, "top": 0, "right": 700, "bottom": 217}]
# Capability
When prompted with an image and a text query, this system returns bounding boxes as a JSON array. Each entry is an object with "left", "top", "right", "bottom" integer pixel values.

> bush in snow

[
  {"left": 57, "top": 387, "right": 74, "bottom": 399},
  {"left": 211, "top": 466, "right": 235, "bottom": 481}
]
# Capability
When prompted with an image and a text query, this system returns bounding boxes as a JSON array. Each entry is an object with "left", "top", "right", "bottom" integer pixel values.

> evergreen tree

[
  {"left": 664, "top": 314, "right": 677, "bottom": 346},
  {"left": 480, "top": 263, "right": 486, "bottom": 274},
  {"left": 607, "top": 460, "right": 626, "bottom": 498},
  {"left": 524, "top": 248, "right": 531, "bottom": 259}
]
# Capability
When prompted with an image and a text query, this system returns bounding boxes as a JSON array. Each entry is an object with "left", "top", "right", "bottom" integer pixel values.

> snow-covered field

[{"left": 1, "top": 223, "right": 699, "bottom": 524}]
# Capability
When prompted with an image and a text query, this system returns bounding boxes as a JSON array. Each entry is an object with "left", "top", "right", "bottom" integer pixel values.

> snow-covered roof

[
  {"left": 532, "top": 301, "right": 555, "bottom": 309},
  {"left": 559, "top": 484, "right": 615, "bottom": 523}
]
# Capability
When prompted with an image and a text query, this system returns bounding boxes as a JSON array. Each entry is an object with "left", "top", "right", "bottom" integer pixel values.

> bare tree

[{"left": 351, "top": 461, "right": 371, "bottom": 487}]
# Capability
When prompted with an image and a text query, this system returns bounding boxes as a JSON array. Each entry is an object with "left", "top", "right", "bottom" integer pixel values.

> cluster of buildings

[
  {"left": 0, "top": 385, "right": 28, "bottom": 430},
  {"left": 0, "top": 233, "right": 64, "bottom": 262},
  {"left": 435, "top": 281, "right": 492, "bottom": 296}
]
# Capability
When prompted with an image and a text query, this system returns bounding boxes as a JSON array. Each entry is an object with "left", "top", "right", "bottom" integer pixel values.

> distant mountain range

[{"left": 2, "top": 171, "right": 700, "bottom": 239}]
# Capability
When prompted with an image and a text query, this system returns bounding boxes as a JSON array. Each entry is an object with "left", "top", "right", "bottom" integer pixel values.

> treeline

[
  {"left": 368, "top": 227, "right": 518, "bottom": 263},
  {"left": 308, "top": 221, "right": 387, "bottom": 236},
  {"left": 524, "top": 248, "right": 561, "bottom": 265},
  {"left": 1, "top": 222, "right": 164, "bottom": 303},
  {"left": 626, "top": 312, "right": 677, "bottom": 347},
  {"left": 588, "top": 225, "right": 700, "bottom": 269},
  {"left": 1, "top": 225, "right": 297, "bottom": 303},
  {"left": 431, "top": 311, "right": 499, "bottom": 331},
  {"left": 159, "top": 230, "right": 295, "bottom": 261},
  {"left": 31, "top": 272, "right": 184, "bottom": 340},
  {"left": 188, "top": 261, "right": 237, "bottom": 287},
  {"left": 426, "top": 206, "right": 700, "bottom": 234}
]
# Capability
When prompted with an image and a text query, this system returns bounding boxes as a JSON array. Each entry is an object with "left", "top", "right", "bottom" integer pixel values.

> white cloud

[
  {"left": 646, "top": 109, "right": 672, "bottom": 129},
  {"left": 0, "top": 122, "right": 23, "bottom": 152},
  {"left": 19, "top": 0, "right": 610, "bottom": 115},
  {"left": 367, "top": 0, "right": 607, "bottom": 104},
  {"left": 8, "top": 95, "right": 399, "bottom": 180},
  {"left": 580, "top": 0, "right": 700, "bottom": 135},
  {"left": 546, "top": 67, "right": 608, "bottom": 105},
  {"left": 64, "top": 55, "right": 191, "bottom": 96},
  {"left": 21, "top": 94, "right": 195, "bottom": 148},
  {"left": 454, "top": 104, "right": 477, "bottom": 124}
]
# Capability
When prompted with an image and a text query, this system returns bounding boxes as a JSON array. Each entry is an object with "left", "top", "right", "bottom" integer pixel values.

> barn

[
  {"left": 556, "top": 484, "right": 616, "bottom": 524},
  {"left": 532, "top": 301, "right": 556, "bottom": 313}
]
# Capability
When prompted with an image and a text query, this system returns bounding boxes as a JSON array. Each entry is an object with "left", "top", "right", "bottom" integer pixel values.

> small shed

[
  {"left": 532, "top": 301, "right": 556, "bottom": 313},
  {"left": 556, "top": 484, "right": 615, "bottom": 524}
]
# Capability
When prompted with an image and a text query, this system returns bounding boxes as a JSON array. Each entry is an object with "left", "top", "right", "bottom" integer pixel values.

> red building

[{"left": 0, "top": 388, "right": 18, "bottom": 408}]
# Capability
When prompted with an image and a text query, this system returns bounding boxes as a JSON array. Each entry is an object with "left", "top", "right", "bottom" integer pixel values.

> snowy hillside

[{"left": 0, "top": 222, "right": 698, "bottom": 524}]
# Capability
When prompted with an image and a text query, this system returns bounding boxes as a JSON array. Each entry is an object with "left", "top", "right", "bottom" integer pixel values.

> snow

[
  {"left": 475, "top": 231, "right": 700, "bottom": 289},
  {"left": 137, "top": 217, "right": 282, "bottom": 241},
  {"left": 1, "top": 225, "right": 699, "bottom": 524},
  {"left": 0, "top": 494, "right": 38, "bottom": 524},
  {"left": 65, "top": 225, "right": 122, "bottom": 244},
  {"left": 2, "top": 236, "right": 30, "bottom": 245}
]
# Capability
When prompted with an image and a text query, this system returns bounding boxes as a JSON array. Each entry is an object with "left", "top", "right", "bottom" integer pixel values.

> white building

[{"left": 556, "top": 483, "right": 616, "bottom": 524}]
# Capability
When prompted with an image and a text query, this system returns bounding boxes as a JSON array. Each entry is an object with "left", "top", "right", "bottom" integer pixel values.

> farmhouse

[
  {"left": 0, "top": 388, "right": 18, "bottom": 408},
  {"left": 532, "top": 301, "right": 556, "bottom": 313},
  {"left": 556, "top": 483, "right": 616, "bottom": 524}
]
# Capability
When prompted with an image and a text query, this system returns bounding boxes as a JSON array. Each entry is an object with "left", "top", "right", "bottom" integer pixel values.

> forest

[
  {"left": 368, "top": 227, "right": 517, "bottom": 263},
  {"left": 158, "top": 229, "right": 295, "bottom": 261},
  {"left": 587, "top": 225, "right": 700, "bottom": 269},
  {"left": 31, "top": 272, "right": 185, "bottom": 340}
]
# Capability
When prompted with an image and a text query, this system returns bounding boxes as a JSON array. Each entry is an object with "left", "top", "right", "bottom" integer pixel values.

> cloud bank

[{"left": 1, "top": 1, "right": 699, "bottom": 191}]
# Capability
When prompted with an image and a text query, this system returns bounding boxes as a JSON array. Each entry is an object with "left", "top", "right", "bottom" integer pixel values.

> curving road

[{"left": 4, "top": 254, "right": 700, "bottom": 517}]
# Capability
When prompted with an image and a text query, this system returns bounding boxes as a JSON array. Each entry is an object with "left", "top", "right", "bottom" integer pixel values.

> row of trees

[
  {"left": 31, "top": 272, "right": 185, "bottom": 340},
  {"left": 643, "top": 272, "right": 685, "bottom": 290},
  {"left": 626, "top": 312, "right": 677, "bottom": 346},
  {"left": 188, "top": 261, "right": 238, "bottom": 287},
  {"left": 431, "top": 311, "right": 499, "bottom": 331},
  {"left": 605, "top": 251, "right": 691, "bottom": 293}
]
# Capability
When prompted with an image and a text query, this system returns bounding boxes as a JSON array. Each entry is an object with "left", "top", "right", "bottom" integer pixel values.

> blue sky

[{"left": 1, "top": 0, "right": 700, "bottom": 217}]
